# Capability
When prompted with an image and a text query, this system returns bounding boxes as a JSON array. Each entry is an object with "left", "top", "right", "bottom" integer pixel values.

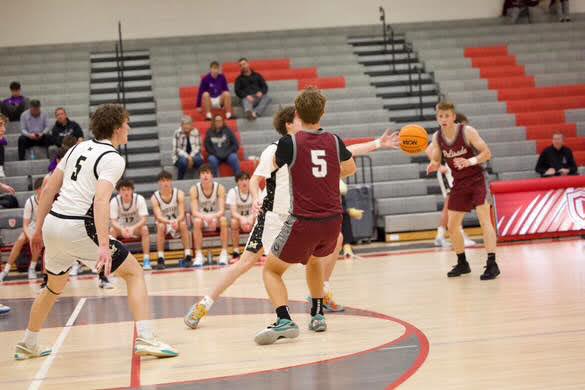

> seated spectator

[
  {"left": 204, "top": 115, "right": 241, "bottom": 177},
  {"left": 504, "top": 0, "right": 542, "bottom": 23},
  {"left": 173, "top": 115, "right": 204, "bottom": 180},
  {"left": 1, "top": 81, "right": 29, "bottom": 122},
  {"left": 550, "top": 0, "right": 571, "bottom": 22},
  {"left": 0, "top": 114, "right": 7, "bottom": 178},
  {"left": 48, "top": 107, "right": 83, "bottom": 159},
  {"left": 226, "top": 172, "right": 255, "bottom": 258},
  {"left": 0, "top": 177, "right": 44, "bottom": 282},
  {"left": 234, "top": 58, "right": 271, "bottom": 120},
  {"left": 535, "top": 132, "right": 578, "bottom": 177},
  {"left": 18, "top": 99, "right": 50, "bottom": 160},
  {"left": 47, "top": 135, "right": 77, "bottom": 172},
  {"left": 197, "top": 61, "right": 233, "bottom": 120}
]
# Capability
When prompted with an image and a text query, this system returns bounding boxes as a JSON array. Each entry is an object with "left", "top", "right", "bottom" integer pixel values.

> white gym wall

[{"left": 0, "top": 0, "right": 583, "bottom": 48}]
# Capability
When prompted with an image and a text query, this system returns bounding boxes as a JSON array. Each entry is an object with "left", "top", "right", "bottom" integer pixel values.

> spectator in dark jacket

[
  {"left": 205, "top": 115, "right": 241, "bottom": 177},
  {"left": 535, "top": 132, "right": 578, "bottom": 177},
  {"left": 504, "top": 0, "right": 542, "bottom": 23},
  {"left": 1, "top": 81, "right": 30, "bottom": 122},
  {"left": 48, "top": 107, "right": 83, "bottom": 159},
  {"left": 234, "top": 58, "right": 272, "bottom": 121},
  {"left": 197, "top": 61, "right": 233, "bottom": 120}
]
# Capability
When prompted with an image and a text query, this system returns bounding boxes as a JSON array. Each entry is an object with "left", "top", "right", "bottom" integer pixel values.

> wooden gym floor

[{"left": 1, "top": 238, "right": 584, "bottom": 389}]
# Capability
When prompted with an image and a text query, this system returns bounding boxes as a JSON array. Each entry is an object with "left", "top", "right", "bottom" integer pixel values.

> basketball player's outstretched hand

[
  {"left": 380, "top": 129, "right": 401, "bottom": 149},
  {"left": 453, "top": 157, "right": 470, "bottom": 170},
  {"left": 426, "top": 161, "right": 440, "bottom": 175},
  {"left": 96, "top": 246, "right": 112, "bottom": 276}
]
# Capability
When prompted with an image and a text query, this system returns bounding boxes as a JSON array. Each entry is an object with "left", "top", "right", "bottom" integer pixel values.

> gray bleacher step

[
  {"left": 124, "top": 167, "right": 159, "bottom": 183},
  {"left": 126, "top": 152, "right": 161, "bottom": 169},
  {"left": 376, "top": 83, "right": 437, "bottom": 97},
  {"left": 128, "top": 126, "right": 159, "bottom": 141},
  {"left": 124, "top": 139, "right": 159, "bottom": 154},
  {"left": 370, "top": 72, "right": 433, "bottom": 84},
  {"left": 348, "top": 38, "right": 407, "bottom": 47},
  {"left": 382, "top": 211, "right": 478, "bottom": 232},
  {"left": 90, "top": 50, "right": 150, "bottom": 61},
  {"left": 365, "top": 66, "right": 426, "bottom": 77},
  {"left": 129, "top": 114, "right": 157, "bottom": 128},
  {"left": 91, "top": 70, "right": 152, "bottom": 82},
  {"left": 371, "top": 77, "right": 435, "bottom": 89},
  {"left": 359, "top": 56, "right": 420, "bottom": 67},
  {"left": 90, "top": 91, "right": 154, "bottom": 106},
  {"left": 90, "top": 101, "right": 156, "bottom": 116},
  {"left": 377, "top": 194, "right": 442, "bottom": 216},
  {"left": 354, "top": 47, "right": 409, "bottom": 57},
  {"left": 92, "top": 59, "right": 151, "bottom": 69},
  {"left": 384, "top": 95, "right": 438, "bottom": 110}
]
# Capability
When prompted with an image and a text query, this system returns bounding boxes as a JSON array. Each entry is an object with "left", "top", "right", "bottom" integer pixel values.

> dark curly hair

[{"left": 90, "top": 104, "right": 129, "bottom": 140}]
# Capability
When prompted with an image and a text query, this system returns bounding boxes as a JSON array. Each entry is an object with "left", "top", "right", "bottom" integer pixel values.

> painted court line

[{"left": 28, "top": 297, "right": 87, "bottom": 390}]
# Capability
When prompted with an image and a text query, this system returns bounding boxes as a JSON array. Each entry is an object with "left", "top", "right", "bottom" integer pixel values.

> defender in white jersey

[
  {"left": 110, "top": 178, "right": 152, "bottom": 270},
  {"left": 226, "top": 172, "right": 256, "bottom": 257},
  {"left": 0, "top": 177, "right": 43, "bottom": 282},
  {"left": 184, "top": 106, "right": 400, "bottom": 329},
  {"left": 16, "top": 104, "right": 178, "bottom": 360},
  {"left": 151, "top": 170, "right": 192, "bottom": 269},
  {"left": 190, "top": 164, "right": 229, "bottom": 266}
]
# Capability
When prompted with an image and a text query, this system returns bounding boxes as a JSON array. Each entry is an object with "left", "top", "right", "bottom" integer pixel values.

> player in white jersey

[
  {"left": 426, "top": 112, "right": 476, "bottom": 248},
  {"left": 151, "top": 170, "right": 191, "bottom": 269},
  {"left": 110, "top": 178, "right": 152, "bottom": 270},
  {"left": 15, "top": 104, "right": 178, "bottom": 360},
  {"left": 0, "top": 177, "right": 43, "bottom": 282},
  {"left": 226, "top": 172, "right": 255, "bottom": 258},
  {"left": 190, "top": 164, "right": 229, "bottom": 266},
  {"left": 184, "top": 106, "right": 400, "bottom": 328}
]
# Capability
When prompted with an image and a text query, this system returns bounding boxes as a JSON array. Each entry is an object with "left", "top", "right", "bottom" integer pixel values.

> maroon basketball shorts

[
  {"left": 271, "top": 214, "right": 342, "bottom": 265},
  {"left": 448, "top": 174, "right": 489, "bottom": 212}
]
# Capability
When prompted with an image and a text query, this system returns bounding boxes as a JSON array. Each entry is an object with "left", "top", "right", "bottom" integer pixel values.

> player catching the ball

[{"left": 427, "top": 101, "right": 500, "bottom": 280}]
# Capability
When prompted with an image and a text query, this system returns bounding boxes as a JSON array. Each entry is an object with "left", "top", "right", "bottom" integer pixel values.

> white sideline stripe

[{"left": 28, "top": 298, "right": 87, "bottom": 390}]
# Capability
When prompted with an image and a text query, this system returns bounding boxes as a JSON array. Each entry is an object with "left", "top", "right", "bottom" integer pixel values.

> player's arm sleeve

[
  {"left": 254, "top": 144, "right": 277, "bottom": 178},
  {"left": 335, "top": 134, "right": 353, "bottom": 162},
  {"left": 275, "top": 135, "right": 294, "bottom": 168},
  {"left": 109, "top": 198, "right": 118, "bottom": 220},
  {"left": 138, "top": 196, "right": 149, "bottom": 216},
  {"left": 96, "top": 153, "right": 126, "bottom": 186}
]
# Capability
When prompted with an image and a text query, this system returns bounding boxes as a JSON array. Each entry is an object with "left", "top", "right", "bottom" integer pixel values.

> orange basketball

[{"left": 399, "top": 124, "right": 429, "bottom": 155}]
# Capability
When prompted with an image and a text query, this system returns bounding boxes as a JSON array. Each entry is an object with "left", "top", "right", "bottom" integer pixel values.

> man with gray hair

[
  {"left": 173, "top": 115, "right": 203, "bottom": 180},
  {"left": 18, "top": 99, "right": 50, "bottom": 160}
]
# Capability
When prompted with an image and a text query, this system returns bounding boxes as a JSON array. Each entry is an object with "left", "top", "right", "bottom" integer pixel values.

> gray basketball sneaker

[
  {"left": 254, "top": 318, "right": 299, "bottom": 345},
  {"left": 308, "top": 314, "right": 327, "bottom": 332}
]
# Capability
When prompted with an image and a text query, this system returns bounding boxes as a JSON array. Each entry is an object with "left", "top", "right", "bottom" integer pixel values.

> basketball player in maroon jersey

[
  {"left": 254, "top": 88, "right": 356, "bottom": 345},
  {"left": 427, "top": 101, "right": 500, "bottom": 280}
]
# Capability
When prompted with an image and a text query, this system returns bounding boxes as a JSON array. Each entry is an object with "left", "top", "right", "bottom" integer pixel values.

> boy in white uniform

[
  {"left": 110, "top": 178, "right": 152, "bottom": 270},
  {"left": 190, "top": 164, "right": 229, "bottom": 266},
  {"left": 151, "top": 170, "right": 192, "bottom": 269},
  {"left": 0, "top": 177, "right": 43, "bottom": 281},
  {"left": 15, "top": 104, "right": 177, "bottom": 360},
  {"left": 226, "top": 172, "right": 255, "bottom": 258}
]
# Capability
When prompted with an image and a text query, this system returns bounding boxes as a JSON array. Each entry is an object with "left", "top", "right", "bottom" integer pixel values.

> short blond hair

[{"left": 436, "top": 101, "right": 456, "bottom": 113}]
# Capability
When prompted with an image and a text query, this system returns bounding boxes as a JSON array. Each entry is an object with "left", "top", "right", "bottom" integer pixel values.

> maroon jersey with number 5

[{"left": 275, "top": 129, "right": 352, "bottom": 219}]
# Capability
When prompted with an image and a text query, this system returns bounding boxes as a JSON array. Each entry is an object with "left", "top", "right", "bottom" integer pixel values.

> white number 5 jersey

[{"left": 51, "top": 139, "right": 126, "bottom": 217}]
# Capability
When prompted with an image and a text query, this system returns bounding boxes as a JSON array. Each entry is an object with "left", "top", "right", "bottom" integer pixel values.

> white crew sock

[
  {"left": 143, "top": 255, "right": 150, "bottom": 261},
  {"left": 184, "top": 249, "right": 192, "bottom": 257},
  {"left": 23, "top": 329, "right": 39, "bottom": 347},
  {"left": 136, "top": 320, "right": 154, "bottom": 340},
  {"left": 2, "top": 263, "right": 11, "bottom": 273},
  {"left": 157, "top": 251, "right": 165, "bottom": 259},
  {"left": 200, "top": 295, "right": 214, "bottom": 311},
  {"left": 437, "top": 226, "right": 446, "bottom": 238},
  {"left": 323, "top": 281, "right": 331, "bottom": 295},
  {"left": 29, "top": 261, "right": 37, "bottom": 270}
]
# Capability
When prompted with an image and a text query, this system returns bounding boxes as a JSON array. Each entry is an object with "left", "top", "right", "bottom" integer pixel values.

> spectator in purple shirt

[
  {"left": 1, "top": 81, "right": 30, "bottom": 122},
  {"left": 197, "top": 61, "right": 233, "bottom": 120}
]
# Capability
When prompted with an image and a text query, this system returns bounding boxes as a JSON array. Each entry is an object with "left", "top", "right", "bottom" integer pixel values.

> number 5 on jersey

[
  {"left": 71, "top": 155, "right": 87, "bottom": 181},
  {"left": 311, "top": 150, "right": 327, "bottom": 178}
]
